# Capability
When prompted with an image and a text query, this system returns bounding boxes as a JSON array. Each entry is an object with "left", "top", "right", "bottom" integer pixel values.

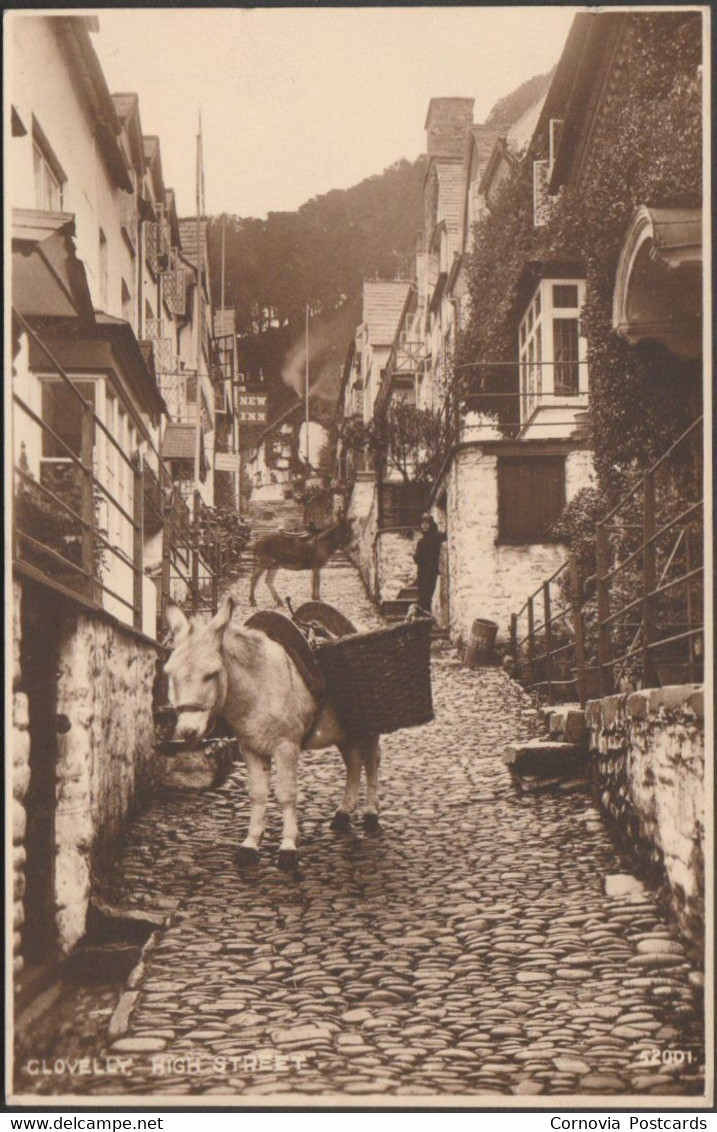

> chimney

[{"left": 425, "top": 98, "right": 475, "bottom": 160}]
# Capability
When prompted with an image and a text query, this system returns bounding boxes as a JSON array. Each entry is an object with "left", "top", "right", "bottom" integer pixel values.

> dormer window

[
  {"left": 32, "top": 119, "right": 65, "bottom": 212},
  {"left": 519, "top": 277, "right": 587, "bottom": 424}
]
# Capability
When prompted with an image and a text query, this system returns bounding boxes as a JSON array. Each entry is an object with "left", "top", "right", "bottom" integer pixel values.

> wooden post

[
  {"left": 161, "top": 490, "right": 172, "bottom": 631},
  {"left": 80, "top": 404, "right": 95, "bottom": 599},
  {"left": 510, "top": 612, "right": 517, "bottom": 659},
  {"left": 133, "top": 455, "right": 144, "bottom": 631},
  {"left": 526, "top": 596, "right": 535, "bottom": 690},
  {"left": 642, "top": 470, "right": 658, "bottom": 689},
  {"left": 596, "top": 523, "right": 613, "bottom": 696},
  {"left": 685, "top": 527, "right": 697, "bottom": 684},
  {"left": 192, "top": 489, "right": 200, "bottom": 613},
  {"left": 569, "top": 554, "right": 588, "bottom": 708},
  {"left": 211, "top": 545, "right": 219, "bottom": 615},
  {"left": 543, "top": 580, "right": 554, "bottom": 703}
]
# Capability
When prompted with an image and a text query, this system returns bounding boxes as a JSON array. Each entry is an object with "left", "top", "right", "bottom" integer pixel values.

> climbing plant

[{"left": 458, "top": 11, "right": 703, "bottom": 501}]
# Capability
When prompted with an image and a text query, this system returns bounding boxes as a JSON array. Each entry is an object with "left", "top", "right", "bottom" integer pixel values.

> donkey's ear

[
  {"left": 165, "top": 602, "right": 190, "bottom": 645},
  {"left": 208, "top": 597, "right": 234, "bottom": 641}
]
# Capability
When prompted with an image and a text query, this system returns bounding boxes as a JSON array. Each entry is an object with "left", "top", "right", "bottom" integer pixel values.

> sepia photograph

[{"left": 5, "top": 4, "right": 711, "bottom": 1111}]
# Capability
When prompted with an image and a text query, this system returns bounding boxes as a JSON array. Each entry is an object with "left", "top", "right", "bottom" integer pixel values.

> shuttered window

[{"left": 498, "top": 456, "right": 566, "bottom": 543}]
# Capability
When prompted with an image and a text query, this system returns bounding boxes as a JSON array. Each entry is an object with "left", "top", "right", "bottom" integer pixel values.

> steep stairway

[{"left": 237, "top": 498, "right": 351, "bottom": 573}]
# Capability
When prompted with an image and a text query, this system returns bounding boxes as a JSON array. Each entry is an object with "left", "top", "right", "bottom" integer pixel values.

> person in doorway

[{"left": 413, "top": 513, "right": 447, "bottom": 615}]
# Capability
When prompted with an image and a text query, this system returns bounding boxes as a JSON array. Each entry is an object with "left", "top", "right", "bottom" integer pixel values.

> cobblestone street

[{"left": 17, "top": 559, "right": 705, "bottom": 1101}]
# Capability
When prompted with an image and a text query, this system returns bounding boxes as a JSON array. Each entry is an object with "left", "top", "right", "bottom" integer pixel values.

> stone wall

[
  {"left": 346, "top": 474, "right": 379, "bottom": 598},
  {"left": 12, "top": 580, "right": 30, "bottom": 977},
  {"left": 586, "top": 685, "right": 705, "bottom": 944},
  {"left": 376, "top": 529, "right": 418, "bottom": 600},
  {"left": 53, "top": 614, "right": 159, "bottom": 953},
  {"left": 442, "top": 445, "right": 594, "bottom": 647},
  {"left": 13, "top": 576, "right": 161, "bottom": 963}
]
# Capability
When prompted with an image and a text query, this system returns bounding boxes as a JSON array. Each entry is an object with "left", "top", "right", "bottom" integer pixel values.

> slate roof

[
  {"left": 469, "top": 124, "right": 506, "bottom": 167},
  {"left": 362, "top": 280, "right": 411, "bottom": 346},
  {"left": 178, "top": 218, "right": 208, "bottom": 269},
  {"left": 161, "top": 422, "right": 195, "bottom": 460}
]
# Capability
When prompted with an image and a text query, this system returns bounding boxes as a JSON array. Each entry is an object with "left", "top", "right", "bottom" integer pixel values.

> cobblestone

[{"left": 16, "top": 561, "right": 705, "bottom": 1100}]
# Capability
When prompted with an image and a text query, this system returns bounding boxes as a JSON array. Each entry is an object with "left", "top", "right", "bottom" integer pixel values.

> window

[
  {"left": 498, "top": 456, "right": 566, "bottom": 544},
  {"left": 553, "top": 317, "right": 580, "bottom": 395},
  {"left": 519, "top": 277, "right": 586, "bottom": 422},
  {"left": 99, "top": 229, "right": 109, "bottom": 311},
  {"left": 33, "top": 139, "right": 62, "bottom": 211},
  {"left": 121, "top": 279, "right": 134, "bottom": 327},
  {"left": 41, "top": 381, "right": 95, "bottom": 459}
]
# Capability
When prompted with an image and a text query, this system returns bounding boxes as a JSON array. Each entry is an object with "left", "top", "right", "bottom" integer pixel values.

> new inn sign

[{"left": 236, "top": 388, "right": 268, "bottom": 423}]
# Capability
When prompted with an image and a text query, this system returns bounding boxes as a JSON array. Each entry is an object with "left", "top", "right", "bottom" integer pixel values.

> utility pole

[
  {"left": 193, "top": 112, "right": 203, "bottom": 497},
  {"left": 305, "top": 304, "right": 310, "bottom": 465}
]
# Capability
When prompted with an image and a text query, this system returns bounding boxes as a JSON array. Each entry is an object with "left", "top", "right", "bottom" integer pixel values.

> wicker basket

[{"left": 314, "top": 618, "right": 434, "bottom": 735}]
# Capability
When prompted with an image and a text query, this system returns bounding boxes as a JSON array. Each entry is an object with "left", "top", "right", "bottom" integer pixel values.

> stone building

[
  {"left": 340, "top": 82, "right": 594, "bottom": 637},
  {"left": 8, "top": 14, "right": 228, "bottom": 986}
]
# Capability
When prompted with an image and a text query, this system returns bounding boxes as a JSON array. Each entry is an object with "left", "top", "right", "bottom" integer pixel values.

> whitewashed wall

[{"left": 442, "top": 445, "right": 595, "bottom": 646}]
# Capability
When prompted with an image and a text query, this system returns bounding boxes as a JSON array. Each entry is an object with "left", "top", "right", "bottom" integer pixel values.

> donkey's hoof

[
  {"left": 277, "top": 849, "right": 299, "bottom": 872},
  {"left": 331, "top": 810, "right": 351, "bottom": 832},
  {"left": 237, "top": 845, "right": 259, "bottom": 867},
  {"left": 248, "top": 598, "right": 257, "bottom": 608},
  {"left": 363, "top": 812, "right": 380, "bottom": 834}
]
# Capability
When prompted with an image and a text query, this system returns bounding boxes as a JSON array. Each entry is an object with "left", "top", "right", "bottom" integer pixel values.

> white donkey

[{"left": 164, "top": 600, "right": 381, "bottom": 869}]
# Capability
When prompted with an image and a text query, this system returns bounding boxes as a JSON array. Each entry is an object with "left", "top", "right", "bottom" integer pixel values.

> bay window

[{"left": 518, "top": 277, "right": 587, "bottom": 426}]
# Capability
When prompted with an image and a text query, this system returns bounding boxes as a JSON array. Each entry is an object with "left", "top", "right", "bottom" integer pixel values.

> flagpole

[
  {"left": 194, "top": 113, "right": 203, "bottom": 495},
  {"left": 305, "top": 304, "right": 310, "bottom": 465}
]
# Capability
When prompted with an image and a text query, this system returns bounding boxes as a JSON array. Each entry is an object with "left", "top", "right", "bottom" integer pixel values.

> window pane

[
  {"left": 41, "top": 382, "right": 94, "bottom": 457},
  {"left": 553, "top": 284, "right": 579, "bottom": 308},
  {"left": 33, "top": 145, "right": 43, "bottom": 209},
  {"left": 553, "top": 318, "right": 580, "bottom": 395}
]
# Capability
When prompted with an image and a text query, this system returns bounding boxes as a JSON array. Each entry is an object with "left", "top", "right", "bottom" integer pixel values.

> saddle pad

[{"left": 243, "top": 610, "right": 326, "bottom": 700}]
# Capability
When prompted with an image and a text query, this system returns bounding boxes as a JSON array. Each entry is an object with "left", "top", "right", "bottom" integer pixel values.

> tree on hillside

[{"left": 485, "top": 69, "right": 554, "bottom": 126}]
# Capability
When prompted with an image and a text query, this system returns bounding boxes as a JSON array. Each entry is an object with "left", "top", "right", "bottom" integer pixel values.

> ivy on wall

[{"left": 458, "top": 12, "right": 703, "bottom": 500}]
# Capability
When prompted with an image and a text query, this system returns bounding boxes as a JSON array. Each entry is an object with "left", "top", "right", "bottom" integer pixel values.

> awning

[
  {"left": 612, "top": 206, "right": 702, "bottom": 359},
  {"left": 12, "top": 209, "right": 95, "bottom": 324},
  {"left": 161, "top": 421, "right": 208, "bottom": 481}
]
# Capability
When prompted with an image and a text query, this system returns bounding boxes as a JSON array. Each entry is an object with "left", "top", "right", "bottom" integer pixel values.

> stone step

[
  {"left": 397, "top": 586, "right": 419, "bottom": 601},
  {"left": 503, "top": 739, "right": 588, "bottom": 779}
]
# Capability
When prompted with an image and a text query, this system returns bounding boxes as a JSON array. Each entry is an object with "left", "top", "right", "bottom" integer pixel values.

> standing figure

[{"left": 413, "top": 513, "right": 447, "bottom": 615}]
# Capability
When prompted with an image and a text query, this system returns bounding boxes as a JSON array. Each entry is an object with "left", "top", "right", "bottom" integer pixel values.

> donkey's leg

[
  {"left": 249, "top": 560, "right": 265, "bottom": 607},
  {"left": 275, "top": 740, "right": 300, "bottom": 870},
  {"left": 331, "top": 741, "right": 362, "bottom": 831},
  {"left": 311, "top": 566, "right": 321, "bottom": 601},
  {"left": 237, "top": 751, "right": 270, "bottom": 865},
  {"left": 266, "top": 567, "right": 284, "bottom": 608},
  {"left": 363, "top": 736, "right": 381, "bottom": 833}
]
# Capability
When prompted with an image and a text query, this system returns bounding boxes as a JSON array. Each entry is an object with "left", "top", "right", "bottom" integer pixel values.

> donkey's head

[{"left": 163, "top": 600, "right": 234, "bottom": 743}]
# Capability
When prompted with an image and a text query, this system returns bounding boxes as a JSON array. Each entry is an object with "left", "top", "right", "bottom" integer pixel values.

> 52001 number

[{"left": 638, "top": 1049, "right": 694, "bottom": 1065}]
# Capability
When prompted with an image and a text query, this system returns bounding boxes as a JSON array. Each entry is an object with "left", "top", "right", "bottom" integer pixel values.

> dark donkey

[{"left": 249, "top": 514, "right": 353, "bottom": 607}]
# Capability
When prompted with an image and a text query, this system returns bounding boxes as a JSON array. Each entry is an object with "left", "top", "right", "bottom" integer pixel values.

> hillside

[{"left": 207, "top": 156, "right": 426, "bottom": 428}]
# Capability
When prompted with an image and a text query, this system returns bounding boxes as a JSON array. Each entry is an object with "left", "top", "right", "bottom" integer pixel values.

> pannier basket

[{"left": 314, "top": 618, "right": 434, "bottom": 736}]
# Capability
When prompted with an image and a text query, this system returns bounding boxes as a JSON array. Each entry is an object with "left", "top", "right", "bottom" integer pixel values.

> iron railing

[
  {"left": 12, "top": 310, "right": 220, "bottom": 638},
  {"left": 511, "top": 556, "right": 595, "bottom": 708},
  {"left": 509, "top": 417, "right": 704, "bottom": 704}
]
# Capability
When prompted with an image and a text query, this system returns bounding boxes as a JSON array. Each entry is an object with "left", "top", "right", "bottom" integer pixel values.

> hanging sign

[{"left": 237, "top": 391, "right": 268, "bottom": 423}]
